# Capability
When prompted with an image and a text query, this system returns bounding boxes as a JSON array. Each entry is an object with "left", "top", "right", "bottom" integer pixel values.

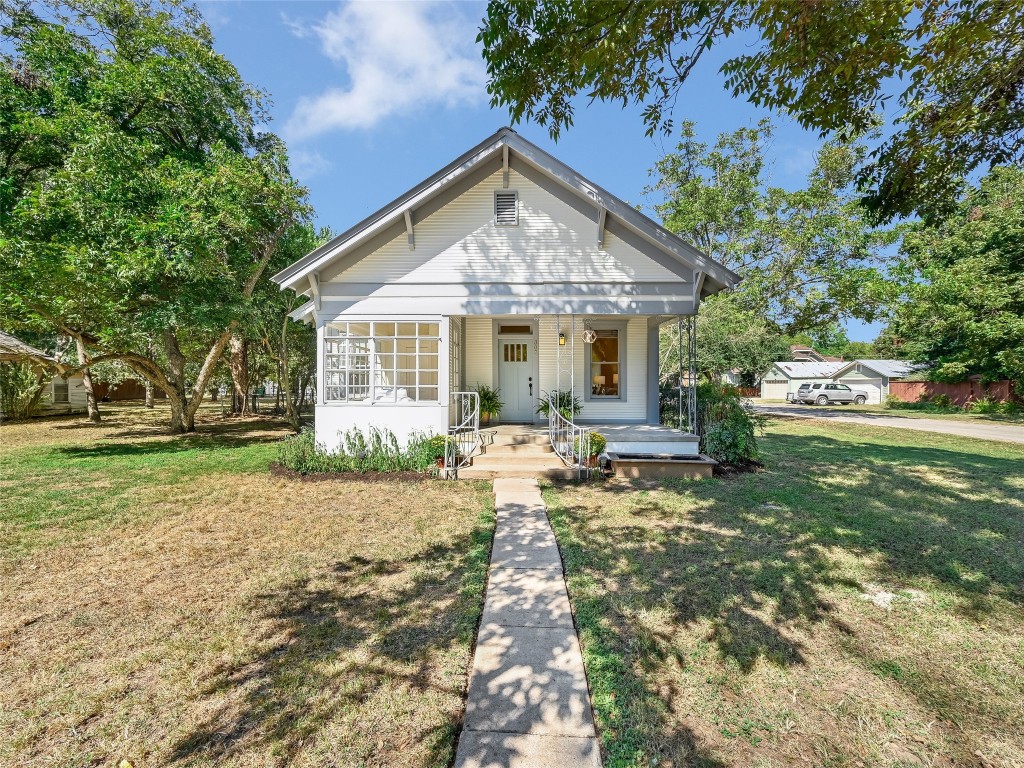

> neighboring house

[
  {"left": 272, "top": 127, "right": 740, "bottom": 453},
  {"left": 789, "top": 344, "right": 843, "bottom": 363},
  {"left": 0, "top": 331, "right": 88, "bottom": 416},
  {"left": 831, "top": 360, "right": 921, "bottom": 404},
  {"left": 760, "top": 361, "right": 845, "bottom": 401}
]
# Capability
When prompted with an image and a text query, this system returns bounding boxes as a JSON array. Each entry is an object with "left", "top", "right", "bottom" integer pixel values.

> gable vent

[{"left": 495, "top": 191, "right": 518, "bottom": 226}]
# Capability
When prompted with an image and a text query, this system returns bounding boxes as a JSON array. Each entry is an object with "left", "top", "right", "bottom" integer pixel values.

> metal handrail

[
  {"left": 444, "top": 391, "right": 481, "bottom": 479},
  {"left": 546, "top": 392, "right": 591, "bottom": 480}
]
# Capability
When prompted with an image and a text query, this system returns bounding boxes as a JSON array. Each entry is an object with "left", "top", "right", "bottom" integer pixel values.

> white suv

[{"left": 796, "top": 382, "right": 868, "bottom": 405}]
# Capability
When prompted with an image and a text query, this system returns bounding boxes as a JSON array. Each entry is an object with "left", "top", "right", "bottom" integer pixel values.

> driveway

[{"left": 751, "top": 403, "right": 1024, "bottom": 445}]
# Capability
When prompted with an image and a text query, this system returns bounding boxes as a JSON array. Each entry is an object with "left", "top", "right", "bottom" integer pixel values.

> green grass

[
  {"left": 545, "top": 418, "right": 1024, "bottom": 767},
  {"left": 1, "top": 406, "right": 494, "bottom": 767}
]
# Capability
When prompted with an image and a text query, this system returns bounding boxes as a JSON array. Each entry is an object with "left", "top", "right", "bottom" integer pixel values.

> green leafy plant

[
  {"left": 574, "top": 431, "right": 607, "bottom": 458},
  {"left": 0, "top": 362, "right": 49, "bottom": 420},
  {"left": 697, "top": 383, "right": 765, "bottom": 466},
  {"left": 473, "top": 384, "right": 503, "bottom": 418},
  {"left": 277, "top": 428, "right": 444, "bottom": 474},
  {"left": 536, "top": 389, "right": 583, "bottom": 420}
]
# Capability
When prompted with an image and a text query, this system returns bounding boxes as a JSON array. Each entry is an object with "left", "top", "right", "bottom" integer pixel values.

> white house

[
  {"left": 272, "top": 128, "right": 739, "bottom": 464},
  {"left": 0, "top": 331, "right": 89, "bottom": 417},
  {"left": 760, "top": 361, "right": 844, "bottom": 401},
  {"left": 832, "top": 360, "right": 921, "bottom": 404}
]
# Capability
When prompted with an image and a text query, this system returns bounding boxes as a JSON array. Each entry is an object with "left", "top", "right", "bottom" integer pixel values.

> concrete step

[
  {"left": 471, "top": 455, "right": 566, "bottom": 471},
  {"left": 459, "top": 467, "right": 579, "bottom": 480},
  {"left": 483, "top": 443, "right": 555, "bottom": 456},
  {"left": 486, "top": 432, "right": 550, "bottom": 446}
]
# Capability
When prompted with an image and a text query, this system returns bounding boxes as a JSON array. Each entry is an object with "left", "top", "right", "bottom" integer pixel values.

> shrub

[
  {"left": 277, "top": 427, "right": 442, "bottom": 474},
  {"left": 697, "top": 383, "right": 764, "bottom": 466},
  {"left": 0, "top": 362, "right": 48, "bottom": 420},
  {"left": 969, "top": 395, "right": 1000, "bottom": 413},
  {"left": 884, "top": 394, "right": 906, "bottom": 409},
  {"left": 931, "top": 393, "right": 954, "bottom": 408}
]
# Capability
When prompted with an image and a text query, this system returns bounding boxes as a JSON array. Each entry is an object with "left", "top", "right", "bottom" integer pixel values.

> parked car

[{"left": 795, "top": 382, "right": 868, "bottom": 405}]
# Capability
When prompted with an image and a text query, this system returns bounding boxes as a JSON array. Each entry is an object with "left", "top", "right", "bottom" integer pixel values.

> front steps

[{"left": 458, "top": 428, "right": 578, "bottom": 480}]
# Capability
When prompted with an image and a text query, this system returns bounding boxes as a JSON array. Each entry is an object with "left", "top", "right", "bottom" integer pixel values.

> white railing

[
  {"left": 547, "top": 392, "right": 591, "bottom": 480},
  {"left": 444, "top": 391, "right": 480, "bottom": 479}
]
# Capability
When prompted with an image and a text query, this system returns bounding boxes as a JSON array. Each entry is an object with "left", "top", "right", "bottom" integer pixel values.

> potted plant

[
  {"left": 536, "top": 389, "right": 583, "bottom": 420},
  {"left": 427, "top": 434, "right": 451, "bottom": 469},
  {"left": 474, "top": 384, "right": 503, "bottom": 426},
  {"left": 574, "top": 431, "right": 607, "bottom": 467}
]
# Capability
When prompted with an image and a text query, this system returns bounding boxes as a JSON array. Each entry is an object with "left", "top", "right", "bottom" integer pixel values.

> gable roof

[
  {"left": 272, "top": 127, "right": 741, "bottom": 296},
  {"left": 0, "top": 330, "right": 54, "bottom": 363},
  {"left": 771, "top": 361, "right": 845, "bottom": 379},
  {"left": 833, "top": 360, "right": 923, "bottom": 379}
]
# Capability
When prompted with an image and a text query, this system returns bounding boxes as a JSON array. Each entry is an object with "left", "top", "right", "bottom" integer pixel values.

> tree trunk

[
  {"left": 75, "top": 336, "right": 101, "bottom": 423},
  {"left": 229, "top": 334, "right": 249, "bottom": 415},
  {"left": 145, "top": 379, "right": 154, "bottom": 408},
  {"left": 164, "top": 330, "right": 190, "bottom": 433}
]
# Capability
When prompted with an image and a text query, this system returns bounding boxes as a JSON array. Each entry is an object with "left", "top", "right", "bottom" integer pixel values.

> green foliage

[
  {"left": 480, "top": 1, "right": 1024, "bottom": 219},
  {"left": 574, "top": 431, "right": 607, "bottom": 458},
  {"left": 0, "top": 362, "right": 47, "bottom": 419},
  {"left": 473, "top": 383, "right": 503, "bottom": 416},
  {"left": 0, "top": 0, "right": 309, "bottom": 431},
  {"left": 889, "top": 166, "right": 1024, "bottom": 384},
  {"left": 277, "top": 428, "right": 443, "bottom": 475},
  {"left": 697, "top": 383, "right": 764, "bottom": 466},
  {"left": 648, "top": 120, "right": 897, "bottom": 334},
  {"left": 536, "top": 389, "right": 583, "bottom": 420}
]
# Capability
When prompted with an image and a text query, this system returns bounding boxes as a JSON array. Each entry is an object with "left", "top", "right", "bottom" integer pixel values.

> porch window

[
  {"left": 589, "top": 329, "right": 621, "bottom": 398},
  {"left": 324, "top": 322, "right": 439, "bottom": 403}
]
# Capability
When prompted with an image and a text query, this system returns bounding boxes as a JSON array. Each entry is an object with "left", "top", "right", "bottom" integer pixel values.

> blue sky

[{"left": 200, "top": 0, "right": 884, "bottom": 341}]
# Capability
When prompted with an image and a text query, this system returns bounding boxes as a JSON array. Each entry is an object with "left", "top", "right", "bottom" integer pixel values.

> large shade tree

[
  {"left": 648, "top": 120, "right": 896, "bottom": 334},
  {"left": 0, "top": 0, "right": 309, "bottom": 431},
  {"left": 889, "top": 166, "right": 1024, "bottom": 385},
  {"left": 480, "top": 0, "right": 1024, "bottom": 220}
]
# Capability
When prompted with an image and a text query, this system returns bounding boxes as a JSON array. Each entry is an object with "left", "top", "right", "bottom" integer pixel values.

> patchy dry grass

[
  {"left": 545, "top": 418, "right": 1024, "bottom": 768},
  {"left": 1, "top": 405, "right": 493, "bottom": 767}
]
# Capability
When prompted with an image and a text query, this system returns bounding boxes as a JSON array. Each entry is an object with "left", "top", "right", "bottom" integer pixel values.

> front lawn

[
  {"left": 0, "top": 405, "right": 493, "bottom": 767},
  {"left": 546, "top": 418, "right": 1024, "bottom": 767}
]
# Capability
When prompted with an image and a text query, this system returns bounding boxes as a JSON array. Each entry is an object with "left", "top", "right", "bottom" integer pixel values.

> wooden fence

[
  {"left": 93, "top": 379, "right": 166, "bottom": 401},
  {"left": 889, "top": 379, "right": 1016, "bottom": 406}
]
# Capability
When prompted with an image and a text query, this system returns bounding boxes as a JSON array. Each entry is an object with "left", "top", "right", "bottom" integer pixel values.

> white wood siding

[
  {"left": 464, "top": 317, "right": 493, "bottom": 388},
  {"left": 324, "top": 169, "right": 680, "bottom": 287},
  {"left": 538, "top": 316, "right": 647, "bottom": 422}
]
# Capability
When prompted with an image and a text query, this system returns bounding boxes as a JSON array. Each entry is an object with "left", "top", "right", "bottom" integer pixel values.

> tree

[
  {"left": 888, "top": 166, "right": 1024, "bottom": 384},
  {"left": 648, "top": 120, "right": 895, "bottom": 334},
  {"left": 0, "top": 0, "right": 309, "bottom": 432},
  {"left": 480, "top": 0, "right": 1024, "bottom": 220}
]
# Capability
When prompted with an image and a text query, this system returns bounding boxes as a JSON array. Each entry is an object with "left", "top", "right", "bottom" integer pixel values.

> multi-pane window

[
  {"left": 589, "top": 330, "right": 620, "bottom": 397},
  {"left": 325, "top": 322, "right": 439, "bottom": 403},
  {"left": 53, "top": 377, "right": 69, "bottom": 403}
]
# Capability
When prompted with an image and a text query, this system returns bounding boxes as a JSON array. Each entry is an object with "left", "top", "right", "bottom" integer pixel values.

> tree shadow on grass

[
  {"left": 547, "top": 429, "right": 1024, "bottom": 764},
  {"left": 167, "top": 520, "right": 492, "bottom": 767}
]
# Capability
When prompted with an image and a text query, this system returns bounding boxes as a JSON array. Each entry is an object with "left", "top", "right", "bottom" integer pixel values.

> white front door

[{"left": 498, "top": 339, "right": 534, "bottom": 421}]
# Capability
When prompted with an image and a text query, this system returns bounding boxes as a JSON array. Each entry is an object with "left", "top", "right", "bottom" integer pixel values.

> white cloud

[
  {"left": 289, "top": 148, "right": 333, "bottom": 180},
  {"left": 284, "top": 1, "right": 486, "bottom": 140}
]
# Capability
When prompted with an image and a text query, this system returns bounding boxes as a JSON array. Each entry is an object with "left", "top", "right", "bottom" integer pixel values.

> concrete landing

[{"left": 454, "top": 478, "right": 601, "bottom": 768}]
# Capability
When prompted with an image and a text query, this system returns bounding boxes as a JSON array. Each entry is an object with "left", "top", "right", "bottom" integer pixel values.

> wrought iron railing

[
  {"left": 444, "top": 391, "right": 480, "bottom": 479},
  {"left": 546, "top": 392, "right": 591, "bottom": 480}
]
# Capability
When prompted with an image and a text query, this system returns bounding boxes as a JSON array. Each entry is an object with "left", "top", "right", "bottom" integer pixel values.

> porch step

[
  {"left": 485, "top": 432, "right": 550, "bottom": 446},
  {"left": 482, "top": 442, "right": 555, "bottom": 456},
  {"left": 459, "top": 466, "right": 579, "bottom": 480},
  {"left": 471, "top": 455, "right": 566, "bottom": 471}
]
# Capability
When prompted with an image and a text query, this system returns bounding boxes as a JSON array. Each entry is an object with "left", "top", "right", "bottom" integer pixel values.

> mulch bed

[{"left": 268, "top": 462, "right": 435, "bottom": 483}]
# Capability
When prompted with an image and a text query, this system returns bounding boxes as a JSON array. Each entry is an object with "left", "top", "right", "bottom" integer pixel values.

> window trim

[
  {"left": 494, "top": 190, "right": 519, "bottom": 226},
  {"left": 584, "top": 321, "right": 627, "bottom": 402},
  {"left": 322, "top": 320, "right": 442, "bottom": 406}
]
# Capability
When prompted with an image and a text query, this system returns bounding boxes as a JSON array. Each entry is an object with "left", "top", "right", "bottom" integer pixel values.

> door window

[{"left": 503, "top": 343, "right": 528, "bottom": 362}]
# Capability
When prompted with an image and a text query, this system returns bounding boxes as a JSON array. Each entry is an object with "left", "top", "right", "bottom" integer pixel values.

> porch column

[{"left": 647, "top": 318, "right": 661, "bottom": 424}]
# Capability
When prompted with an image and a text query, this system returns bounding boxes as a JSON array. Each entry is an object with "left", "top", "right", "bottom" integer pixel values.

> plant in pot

[
  {"left": 536, "top": 389, "right": 583, "bottom": 420},
  {"left": 474, "top": 384, "right": 503, "bottom": 426},
  {"left": 427, "top": 434, "right": 452, "bottom": 469},
  {"left": 574, "top": 431, "right": 607, "bottom": 467}
]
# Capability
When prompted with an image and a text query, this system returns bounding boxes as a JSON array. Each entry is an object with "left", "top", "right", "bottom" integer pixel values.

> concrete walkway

[
  {"left": 454, "top": 478, "right": 601, "bottom": 768},
  {"left": 752, "top": 403, "right": 1024, "bottom": 444}
]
